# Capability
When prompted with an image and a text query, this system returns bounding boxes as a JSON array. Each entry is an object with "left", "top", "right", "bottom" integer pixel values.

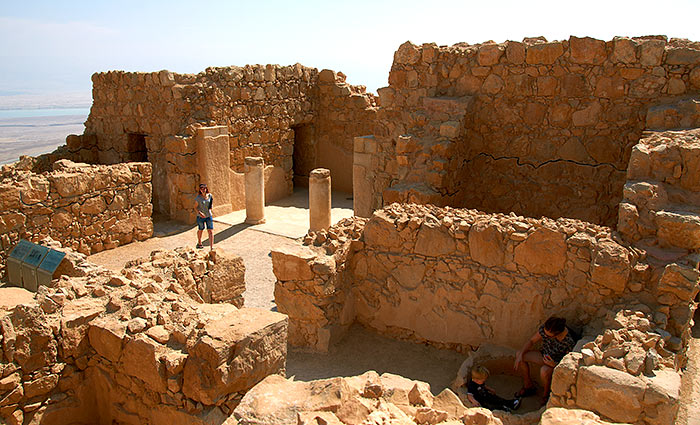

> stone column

[
  {"left": 309, "top": 168, "right": 331, "bottom": 232},
  {"left": 244, "top": 157, "right": 265, "bottom": 224}
]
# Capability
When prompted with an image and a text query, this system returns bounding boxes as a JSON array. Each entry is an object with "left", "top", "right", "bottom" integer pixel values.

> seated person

[
  {"left": 466, "top": 365, "right": 521, "bottom": 412},
  {"left": 513, "top": 316, "right": 576, "bottom": 403}
]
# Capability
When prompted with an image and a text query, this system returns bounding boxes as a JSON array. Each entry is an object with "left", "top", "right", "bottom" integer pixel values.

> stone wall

[
  {"left": 63, "top": 65, "right": 377, "bottom": 222},
  {"left": 364, "top": 36, "right": 700, "bottom": 226},
  {"left": 0, "top": 159, "right": 153, "bottom": 278},
  {"left": 0, "top": 242, "right": 287, "bottom": 425},
  {"left": 273, "top": 203, "right": 698, "bottom": 354}
]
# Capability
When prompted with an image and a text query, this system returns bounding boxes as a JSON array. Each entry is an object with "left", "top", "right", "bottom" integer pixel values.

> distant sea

[{"left": 0, "top": 108, "right": 89, "bottom": 165}]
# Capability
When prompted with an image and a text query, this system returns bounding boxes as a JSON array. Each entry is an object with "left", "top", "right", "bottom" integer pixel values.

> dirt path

[{"left": 677, "top": 309, "right": 700, "bottom": 425}]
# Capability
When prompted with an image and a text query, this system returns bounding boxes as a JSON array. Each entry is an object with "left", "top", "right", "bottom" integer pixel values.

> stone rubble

[{"left": 0, "top": 240, "right": 286, "bottom": 425}]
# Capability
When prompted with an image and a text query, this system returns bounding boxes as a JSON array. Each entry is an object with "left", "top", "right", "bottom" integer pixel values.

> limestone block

[
  {"left": 23, "top": 374, "right": 59, "bottom": 399},
  {"left": 690, "top": 67, "right": 700, "bottom": 88},
  {"left": 575, "top": 365, "right": 645, "bottom": 423},
  {"left": 364, "top": 210, "right": 402, "bottom": 249},
  {"left": 200, "top": 250, "right": 245, "bottom": 306},
  {"left": 2, "top": 305, "right": 58, "bottom": 373},
  {"left": 612, "top": 37, "right": 638, "bottom": 63},
  {"left": 431, "top": 389, "right": 467, "bottom": 420},
  {"left": 88, "top": 317, "right": 127, "bottom": 362},
  {"left": 550, "top": 352, "right": 581, "bottom": 396},
  {"left": 655, "top": 210, "right": 700, "bottom": 249},
  {"left": 408, "top": 382, "right": 433, "bottom": 407},
  {"left": 0, "top": 184, "right": 20, "bottom": 210},
  {"left": 119, "top": 334, "right": 168, "bottom": 393},
  {"left": 572, "top": 101, "right": 602, "bottom": 126},
  {"left": 617, "top": 202, "right": 639, "bottom": 239},
  {"left": 640, "top": 39, "right": 665, "bottom": 66},
  {"left": 589, "top": 240, "right": 631, "bottom": 293},
  {"left": 414, "top": 222, "right": 455, "bottom": 257},
  {"left": 526, "top": 42, "right": 564, "bottom": 64},
  {"left": 80, "top": 196, "right": 107, "bottom": 215},
  {"left": 643, "top": 370, "right": 680, "bottom": 424},
  {"left": 235, "top": 375, "right": 349, "bottom": 425},
  {"left": 50, "top": 172, "right": 91, "bottom": 198},
  {"left": 481, "top": 74, "right": 504, "bottom": 95},
  {"left": 569, "top": 36, "right": 606, "bottom": 64},
  {"left": 477, "top": 44, "right": 504, "bottom": 66},
  {"left": 468, "top": 221, "right": 505, "bottom": 267},
  {"left": 271, "top": 245, "right": 316, "bottom": 281},
  {"left": 657, "top": 262, "right": 700, "bottom": 302},
  {"left": 539, "top": 407, "right": 618, "bottom": 425},
  {"left": 394, "top": 42, "right": 421, "bottom": 65},
  {"left": 513, "top": 227, "right": 566, "bottom": 275},
  {"left": 505, "top": 41, "right": 525, "bottom": 64},
  {"left": 666, "top": 47, "right": 700, "bottom": 65},
  {"left": 182, "top": 308, "right": 287, "bottom": 405}
]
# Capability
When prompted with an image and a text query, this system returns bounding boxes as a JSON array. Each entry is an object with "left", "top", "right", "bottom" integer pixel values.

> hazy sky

[{"left": 2, "top": 0, "right": 700, "bottom": 101}]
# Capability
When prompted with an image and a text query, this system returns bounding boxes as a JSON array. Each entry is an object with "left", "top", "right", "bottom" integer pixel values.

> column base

[{"left": 245, "top": 217, "right": 266, "bottom": 225}]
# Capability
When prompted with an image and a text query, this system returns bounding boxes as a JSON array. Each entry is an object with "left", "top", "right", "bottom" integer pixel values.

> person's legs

[
  {"left": 480, "top": 392, "right": 516, "bottom": 411},
  {"left": 196, "top": 217, "right": 204, "bottom": 247},
  {"left": 540, "top": 364, "right": 554, "bottom": 403},
  {"left": 206, "top": 217, "right": 214, "bottom": 249},
  {"left": 516, "top": 351, "right": 545, "bottom": 394}
]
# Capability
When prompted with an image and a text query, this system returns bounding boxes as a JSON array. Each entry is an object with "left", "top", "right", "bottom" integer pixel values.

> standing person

[
  {"left": 195, "top": 183, "right": 214, "bottom": 249},
  {"left": 513, "top": 316, "right": 576, "bottom": 405}
]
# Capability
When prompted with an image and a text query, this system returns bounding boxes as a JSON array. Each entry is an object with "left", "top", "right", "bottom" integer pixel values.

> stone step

[{"left": 655, "top": 208, "right": 700, "bottom": 249}]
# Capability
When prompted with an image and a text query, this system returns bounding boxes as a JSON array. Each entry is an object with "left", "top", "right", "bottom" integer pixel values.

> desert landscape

[
  {"left": 1, "top": 35, "right": 699, "bottom": 425},
  {"left": 0, "top": 114, "right": 86, "bottom": 165}
]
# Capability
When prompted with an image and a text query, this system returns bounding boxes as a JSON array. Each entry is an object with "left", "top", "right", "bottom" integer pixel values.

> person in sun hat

[{"left": 194, "top": 183, "right": 214, "bottom": 249}]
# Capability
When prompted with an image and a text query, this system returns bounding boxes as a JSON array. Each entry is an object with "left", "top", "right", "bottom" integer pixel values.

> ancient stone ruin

[{"left": 1, "top": 35, "right": 700, "bottom": 425}]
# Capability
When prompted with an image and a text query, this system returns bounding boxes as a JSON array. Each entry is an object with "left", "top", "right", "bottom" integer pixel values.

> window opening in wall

[
  {"left": 126, "top": 133, "right": 148, "bottom": 162},
  {"left": 292, "top": 124, "right": 316, "bottom": 188}
]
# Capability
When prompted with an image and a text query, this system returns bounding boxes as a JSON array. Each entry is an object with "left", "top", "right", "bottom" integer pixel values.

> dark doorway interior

[
  {"left": 126, "top": 133, "right": 148, "bottom": 162},
  {"left": 292, "top": 124, "right": 316, "bottom": 187}
]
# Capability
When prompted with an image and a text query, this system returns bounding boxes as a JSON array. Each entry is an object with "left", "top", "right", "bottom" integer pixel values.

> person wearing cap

[{"left": 195, "top": 183, "right": 214, "bottom": 249}]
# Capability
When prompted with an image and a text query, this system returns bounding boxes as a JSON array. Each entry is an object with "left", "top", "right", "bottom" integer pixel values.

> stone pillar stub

[
  {"left": 309, "top": 168, "right": 331, "bottom": 232},
  {"left": 196, "top": 126, "right": 232, "bottom": 218},
  {"left": 353, "top": 136, "right": 374, "bottom": 218},
  {"left": 245, "top": 157, "right": 266, "bottom": 224}
]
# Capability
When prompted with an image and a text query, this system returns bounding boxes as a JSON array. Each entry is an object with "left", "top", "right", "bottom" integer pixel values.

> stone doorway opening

[
  {"left": 292, "top": 123, "right": 316, "bottom": 188},
  {"left": 125, "top": 133, "right": 148, "bottom": 162}
]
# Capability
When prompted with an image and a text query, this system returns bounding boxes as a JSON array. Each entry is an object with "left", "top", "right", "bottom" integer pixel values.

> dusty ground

[{"left": 677, "top": 308, "right": 700, "bottom": 425}]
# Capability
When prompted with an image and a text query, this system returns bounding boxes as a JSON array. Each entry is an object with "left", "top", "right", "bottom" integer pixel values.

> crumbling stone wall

[
  {"left": 0, "top": 159, "right": 153, "bottom": 277},
  {"left": 315, "top": 70, "right": 378, "bottom": 192},
  {"left": 64, "top": 65, "right": 376, "bottom": 221},
  {"left": 619, "top": 128, "right": 700, "bottom": 250},
  {"left": 365, "top": 36, "right": 700, "bottom": 226},
  {"left": 273, "top": 202, "right": 698, "bottom": 353},
  {"left": 0, "top": 242, "right": 287, "bottom": 425}
]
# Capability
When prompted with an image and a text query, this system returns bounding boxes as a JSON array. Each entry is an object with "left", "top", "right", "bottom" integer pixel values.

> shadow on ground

[
  {"left": 286, "top": 324, "right": 464, "bottom": 393},
  {"left": 286, "top": 323, "right": 545, "bottom": 414}
]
